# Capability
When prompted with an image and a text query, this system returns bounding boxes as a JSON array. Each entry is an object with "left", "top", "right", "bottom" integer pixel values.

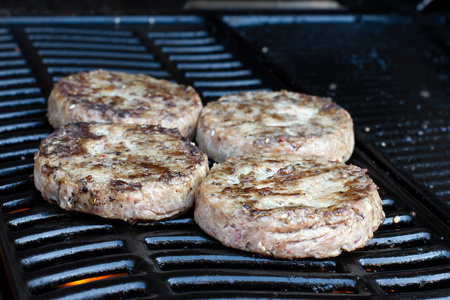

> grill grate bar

[
  {"left": 43, "top": 281, "right": 149, "bottom": 300},
  {"left": 0, "top": 68, "right": 32, "bottom": 77},
  {"left": 20, "top": 240, "right": 126, "bottom": 272},
  {"left": 38, "top": 49, "right": 154, "bottom": 60},
  {"left": 42, "top": 58, "right": 161, "bottom": 68},
  {"left": 0, "top": 42, "right": 19, "bottom": 49},
  {"left": 145, "top": 234, "right": 219, "bottom": 250},
  {"left": 0, "top": 130, "right": 50, "bottom": 147},
  {"left": 0, "top": 143, "right": 39, "bottom": 161},
  {"left": 1, "top": 190, "right": 41, "bottom": 213},
  {"left": 28, "top": 34, "right": 141, "bottom": 45},
  {"left": 168, "top": 274, "right": 357, "bottom": 294},
  {"left": 25, "top": 27, "right": 134, "bottom": 37},
  {"left": 0, "top": 174, "right": 33, "bottom": 192},
  {"left": 48, "top": 68, "right": 171, "bottom": 81},
  {"left": 154, "top": 251, "right": 339, "bottom": 272},
  {"left": 0, "top": 159, "right": 34, "bottom": 177},
  {"left": 359, "top": 246, "right": 450, "bottom": 272},
  {"left": 169, "top": 53, "right": 233, "bottom": 61},
  {"left": 13, "top": 224, "right": 116, "bottom": 250},
  {"left": 6, "top": 207, "right": 72, "bottom": 231},
  {"left": 185, "top": 70, "right": 253, "bottom": 78},
  {"left": 33, "top": 42, "right": 147, "bottom": 52},
  {"left": 27, "top": 260, "right": 134, "bottom": 295},
  {"left": 376, "top": 267, "right": 450, "bottom": 294}
]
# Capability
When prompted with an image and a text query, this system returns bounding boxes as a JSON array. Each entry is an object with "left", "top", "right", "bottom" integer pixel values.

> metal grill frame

[{"left": 0, "top": 15, "right": 449, "bottom": 299}]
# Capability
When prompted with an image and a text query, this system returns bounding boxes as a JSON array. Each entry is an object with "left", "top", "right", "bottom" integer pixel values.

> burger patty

[
  {"left": 194, "top": 154, "right": 384, "bottom": 259},
  {"left": 196, "top": 90, "right": 354, "bottom": 162},
  {"left": 48, "top": 69, "right": 203, "bottom": 139},
  {"left": 34, "top": 123, "right": 209, "bottom": 222}
]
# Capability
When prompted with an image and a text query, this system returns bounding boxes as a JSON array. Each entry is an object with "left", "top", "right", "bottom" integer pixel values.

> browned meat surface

[
  {"left": 195, "top": 153, "right": 384, "bottom": 259},
  {"left": 34, "top": 122, "right": 209, "bottom": 222}
]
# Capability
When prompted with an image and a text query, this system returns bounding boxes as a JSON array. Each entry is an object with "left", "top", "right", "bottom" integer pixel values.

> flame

[
  {"left": 332, "top": 290, "right": 355, "bottom": 294},
  {"left": 58, "top": 273, "right": 128, "bottom": 288},
  {"left": 5, "top": 207, "right": 30, "bottom": 214}
]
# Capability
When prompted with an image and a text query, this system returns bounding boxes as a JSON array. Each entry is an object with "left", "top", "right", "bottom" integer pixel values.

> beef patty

[
  {"left": 34, "top": 122, "right": 209, "bottom": 222},
  {"left": 194, "top": 153, "right": 384, "bottom": 259},
  {"left": 48, "top": 69, "right": 203, "bottom": 139},
  {"left": 196, "top": 90, "right": 354, "bottom": 162}
]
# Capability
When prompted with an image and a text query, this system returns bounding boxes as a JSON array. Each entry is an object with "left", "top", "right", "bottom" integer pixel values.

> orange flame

[
  {"left": 58, "top": 273, "right": 128, "bottom": 288},
  {"left": 5, "top": 207, "right": 30, "bottom": 214}
]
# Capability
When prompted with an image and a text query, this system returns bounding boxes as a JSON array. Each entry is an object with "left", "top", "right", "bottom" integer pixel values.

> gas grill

[{"left": 0, "top": 3, "right": 450, "bottom": 299}]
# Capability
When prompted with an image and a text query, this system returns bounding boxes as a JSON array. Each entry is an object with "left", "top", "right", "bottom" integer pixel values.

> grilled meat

[
  {"left": 196, "top": 90, "right": 354, "bottom": 162},
  {"left": 194, "top": 153, "right": 384, "bottom": 259},
  {"left": 34, "top": 123, "right": 209, "bottom": 222},
  {"left": 48, "top": 69, "right": 203, "bottom": 139}
]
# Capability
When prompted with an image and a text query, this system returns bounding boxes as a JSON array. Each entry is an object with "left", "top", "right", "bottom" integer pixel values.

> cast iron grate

[
  {"left": 224, "top": 14, "right": 450, "bottom": 216},
  {"left": 0, "top": 15, "right": 449, "bottom": 299}
]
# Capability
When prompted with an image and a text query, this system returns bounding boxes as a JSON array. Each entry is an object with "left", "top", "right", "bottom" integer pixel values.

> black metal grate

[{"left": 0, "top": 15, "right": 449, "bottom": 299}]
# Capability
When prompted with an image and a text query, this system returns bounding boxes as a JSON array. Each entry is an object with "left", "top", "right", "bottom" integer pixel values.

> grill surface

[{"left": 0, "top": 15, "right": 449, "bottom": 299}]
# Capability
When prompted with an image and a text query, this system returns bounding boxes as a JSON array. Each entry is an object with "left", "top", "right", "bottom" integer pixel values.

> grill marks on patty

[
  {"left": 213, "top": 158, "right": 372, "bottom": 217},
  {"left": 48, "top": 70, "right": 202, "bottom": 139},
  {"left": 196, "top": 90, "right": 355, "bottom": 162},
  {"left": 194, "top": 154, "right": 384, "bottom": 259},
  {"left": 40, "top": 123, "right": 104, "bottom": 157}
]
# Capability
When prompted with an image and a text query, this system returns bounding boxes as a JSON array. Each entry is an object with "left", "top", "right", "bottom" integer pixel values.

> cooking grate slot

[
  {"left": 0, "top": 87, "right": 41, "bottom": 98},
  {"left": 38, "top": 49, "right": 155, "bottom": 60},
  {"left": 380, "top": 198, "right": 395, "bottom": 211},
  {"left": 24, "top": 27, "right": 135, "bottom": 37},
  {"left": 0, "top": 77, "right": 36, "bottom": 87},
  {"left": 0, "top": 157, "right": 34, "bottom": 178},
  {"left": 1, "top": 190, "right": 40, "bottom": 214},
  {"left": 33, "top": 41, "right": 147, "bottom": 52},
  {"left": 378, "top": 212, "right": 414, "bottom": 230},
  {"left": 0, "top": 116, "right": 48, "bottom": 136},
  {"left": 0, "top": 96, "right": 45, "bottom": 108},
  {"left": 145, "top": 232, "right": 220, "bottom": 250},
  {"left": 0, "top": 128, "right": 50, "bottom": 148},
  {"left": 0, "top": 105, "right": 46, "bottom": 121},
  {"left": 29, "top": 27, "right": 144, "bottom": 45},
  {"left": 168, "top": 273, "right": 357, "bottom": 294},
  {"left": 43, "top": 281, "right": 149, "bottom": 300},
  {"left": 376, "top": 267, "right": 450, "bottom": 294},
  {"left": 13, "top": 223, "right": 116, "bottom": 250},
  {"left": 5, "top": 205, "right": 73, "bottom": 231},
  {"left": 27, "top": 259, "right": 134, "bottom": 295},
  {"left": 359, "top": 245, "right": 450, "bottom": 272},
  {"left": 43, "top": 58, "right": 161, "bottom": 69},
  {"left": 20, "top": 240, "right": 126, "bottom": 272},
  {"left": 0, "top": 59, "right": 28, "bottom": 68},
  {"left": 366, "top": 226, "right": 431, "bottom": 251},
  {"left": 134, "top": 214, "right": 196, "bottom": 230},
  {"left": 153, "top": 250, "right": 339, "bottom": 272},
  {"left": 0, "top": 67, "right": 32, "bottom": 77},
  {"left": 0, "top": 173, "right": 35, "bottom": 193}
]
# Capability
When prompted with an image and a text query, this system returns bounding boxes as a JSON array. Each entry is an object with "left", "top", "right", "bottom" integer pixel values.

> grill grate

[{"left": 0, "top": 15, "right": 449, "bottom": 299}]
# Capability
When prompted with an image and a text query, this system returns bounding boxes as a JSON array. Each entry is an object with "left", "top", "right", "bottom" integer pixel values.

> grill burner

[{"left": 0, "top": 15, "right": 449, "bottom": 299}]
